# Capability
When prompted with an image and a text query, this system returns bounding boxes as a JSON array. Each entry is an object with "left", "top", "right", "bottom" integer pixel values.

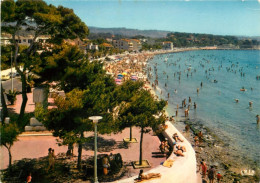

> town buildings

[{"left": 112, "top": 39, "right": 142, "bottom": 51}]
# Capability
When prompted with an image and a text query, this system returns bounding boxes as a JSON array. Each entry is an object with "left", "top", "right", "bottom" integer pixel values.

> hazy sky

[{"left": 45, "top": 0, "right": 260, "bottom": 36}]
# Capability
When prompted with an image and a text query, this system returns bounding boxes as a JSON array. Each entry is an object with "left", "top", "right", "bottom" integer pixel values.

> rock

[
  {"left": 30, "top": 117, "right": 44, "bottom": 126},
  {"left": 25, "top": 125, "right": 46, "bottom": 131},
  {"left": 223, "top": 163, "right": 230, "bottom": 170}
]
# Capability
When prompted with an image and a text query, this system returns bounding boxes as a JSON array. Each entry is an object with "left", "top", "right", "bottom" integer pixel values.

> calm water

[{"left": 147, "top": 50, "right": 260, "bottom": 165}]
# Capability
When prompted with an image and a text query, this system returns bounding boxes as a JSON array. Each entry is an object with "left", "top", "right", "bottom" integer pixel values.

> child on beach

[{"left": 217, "top": 172, "right": 223, "bottom": 183}]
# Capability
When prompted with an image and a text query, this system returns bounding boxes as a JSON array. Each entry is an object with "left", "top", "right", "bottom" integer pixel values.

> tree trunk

[
  {"left": 139, "top": 127, "right": 144, "bottom": 165},
  {"left": 77, "top": 132, "right": 83, "bottom": 169},
  {"left": 7, "top": 146, "right": 12, "bottom": 167},
  {"left": 1, "top": 83, "right": 9, "bottom": 123},
  {"left": 17, "top": 73, "right": 28, "bottom": 124},
  {"left": 129, "top": 126, "right": 132, "bottom": 141}
]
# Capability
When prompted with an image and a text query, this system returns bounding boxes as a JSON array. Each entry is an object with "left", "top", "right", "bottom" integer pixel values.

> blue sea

[{"left": 147, "top": 50, "right": 260, "bottom": 165}]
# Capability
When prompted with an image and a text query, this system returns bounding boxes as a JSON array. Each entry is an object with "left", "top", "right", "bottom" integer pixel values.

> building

[
  {"left": 1, "top": 33, "right": 50, "bottom": 46},
  {"left": 100, "top": 43, "right": 114, "bottom": 49},
  {"left": 162, "top": 41, "right": 173, "bottom": 50},
  {"left": 86, "top": 43, "right": 99, "bottom": 51},
  {"left": 112, "top": 39, "right": 141, "bottom": 51},
  {"left": 131, "top": 39, "right": 142, "bottom": 51}
]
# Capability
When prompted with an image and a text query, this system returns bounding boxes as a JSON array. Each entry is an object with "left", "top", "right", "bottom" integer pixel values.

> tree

[
  {"left": 118, "top": 89, "right": 166, "bottom": 165},
  {"left": 44, "top": 89, "right": 91, "bottom": 169},
  {"left": 1, "top": 84, "right": 9, "bottom": 122},
  {"left": 39, "top": 44, "right": 117, "bottom": 169},
  {"left": 115, "top": 80, "right": 144, "bottom": 141},
  {"left": 0, "top": 123, "right": 20, "bottom": 167},
  {"left": 1, "top": 0, "right": 89, "bottom": 124}
]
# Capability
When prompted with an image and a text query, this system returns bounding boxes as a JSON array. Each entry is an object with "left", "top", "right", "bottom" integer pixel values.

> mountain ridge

[
  {"left": 89, "top": 26, "right": 260, "bottom": 40},
  {"left": 89, "top": 26, "right": 171, "bottom": 38}
]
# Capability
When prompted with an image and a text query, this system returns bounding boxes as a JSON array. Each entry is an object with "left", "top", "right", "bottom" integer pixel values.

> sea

[{"left": 147, "top": 50, "right": 260, "bottom": 165}]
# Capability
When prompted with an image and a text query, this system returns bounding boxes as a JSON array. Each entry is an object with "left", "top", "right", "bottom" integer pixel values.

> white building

[
  {"left": 1, "top": 33, "right": 50, "bottom": 46},
  {"left": 86, "top": 43, "right": 99, "bottom": 51},
  {"left": 112, "top": 39, "right": 141, "bottom": 51},
  {"left": 162, "top": 41, "right": 174, "bottom": 50}
]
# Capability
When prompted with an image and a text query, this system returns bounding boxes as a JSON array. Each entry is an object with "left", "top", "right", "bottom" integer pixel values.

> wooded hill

[{"left": 89, "top": 27, "right": 259, "bottom": 48}]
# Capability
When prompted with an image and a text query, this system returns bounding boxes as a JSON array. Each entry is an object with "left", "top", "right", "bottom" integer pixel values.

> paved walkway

[{"left": 1, "top": 127, "right": 166, "bottom": 179}]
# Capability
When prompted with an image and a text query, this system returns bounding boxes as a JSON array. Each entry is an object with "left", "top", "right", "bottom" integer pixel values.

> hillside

[{"left": 89, "top": 26, "right": 170, "bottom": 38}]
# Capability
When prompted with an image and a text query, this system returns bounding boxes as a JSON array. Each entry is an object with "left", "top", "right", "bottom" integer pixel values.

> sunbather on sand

[
  {"left": 172, "top": 133, "right": 184, "bottom": 142},
  {"left": 137, "top": 170, "right": 161, "bottom": 181},
  {"left": 176, "top": 145, "right": 186, "bottom": 152},
  {"left": 174, "top": 149, "right": 185, "bottom": 157},
  {"left": 174, "top": 144, "right": 186, "bottom": 156}
]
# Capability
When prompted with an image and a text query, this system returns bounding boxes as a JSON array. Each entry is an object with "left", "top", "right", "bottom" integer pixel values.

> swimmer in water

[{"left": 256, "top": 115, "right": 260, "bottom": 124}]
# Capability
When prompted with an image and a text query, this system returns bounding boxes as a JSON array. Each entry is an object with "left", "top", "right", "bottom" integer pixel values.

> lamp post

[
  {"left": 89, "top": 116, "right": 102, "bottom": 183},
  {"left": 11, "top": 49, "right": 13, "bottom": 92}
]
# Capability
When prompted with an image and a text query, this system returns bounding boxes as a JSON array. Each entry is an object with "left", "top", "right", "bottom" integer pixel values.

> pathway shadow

[
  {"left": 83, "top": 136, "right": 129, "bottom": 152},
  {"left": 152, "top": 151, "right": 166, "bottom": 158}
]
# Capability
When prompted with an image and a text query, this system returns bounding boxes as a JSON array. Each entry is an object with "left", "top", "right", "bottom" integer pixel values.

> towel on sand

[
  {"left": 163, "top": 159, "right": 174, "bottom": 168},
  {"left": 134, "top": 177, "right": 161, "bottom": 183}
]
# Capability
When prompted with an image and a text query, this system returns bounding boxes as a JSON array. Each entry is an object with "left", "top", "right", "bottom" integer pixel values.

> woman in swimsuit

[
  {"left": 138, "top": 170, "right": 161, "bottom": 181},
  {"left": 172, "top": 133, "right": 183, "bottom": 142}
]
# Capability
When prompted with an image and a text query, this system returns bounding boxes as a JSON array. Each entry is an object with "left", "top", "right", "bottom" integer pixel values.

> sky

[{"left": 45, "top": 0, "right": 260, "bottom": 36}]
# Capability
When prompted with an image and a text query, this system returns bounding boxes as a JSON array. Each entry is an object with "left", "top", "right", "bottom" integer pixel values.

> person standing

[
  {"left": 46, "top": 148, "right": 55, "bottom": 172},
  {"left": 217, "top": 172, "right": 223, "bottom": 183},
  {"left": 26, "top": 172, "right": 32, "bottom": 183},
  {"left": 208, "top": 166, "right": 216, "bottom": 183},
  {"left": 102, "top": 155, "right": 110, "bottom": 175},
  {"left": 198, "top": 161, "right": 207, "bottom": 178}
]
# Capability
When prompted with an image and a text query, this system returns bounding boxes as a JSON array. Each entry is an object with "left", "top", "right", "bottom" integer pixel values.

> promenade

[{"left": 1, "top": 50, "right": 200, "bottom": 182}]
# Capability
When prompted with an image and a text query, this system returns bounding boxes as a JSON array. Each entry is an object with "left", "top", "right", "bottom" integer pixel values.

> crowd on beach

[{"left": 103, "top": 50, "right": 259, "bottom": 182}]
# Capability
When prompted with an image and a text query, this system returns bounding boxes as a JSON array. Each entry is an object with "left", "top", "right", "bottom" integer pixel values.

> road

[{"left": 2, "top": 78, "right": 22, "bottom": 92}]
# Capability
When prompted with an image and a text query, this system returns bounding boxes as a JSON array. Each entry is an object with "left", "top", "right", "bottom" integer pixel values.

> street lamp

[
  {"left": 89, "top": 116, "right": 102, "bottom": 183},
  {"left": 11, "top": 49, "right": 13, "bottom": 92}
]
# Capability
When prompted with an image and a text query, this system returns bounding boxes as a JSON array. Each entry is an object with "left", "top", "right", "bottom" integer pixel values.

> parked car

[
  {"left": 1, "top": 74, "right": 10, "bottom": 81},
  {"left": 8, "top": 72, "right": 19, "bottom": 77}
]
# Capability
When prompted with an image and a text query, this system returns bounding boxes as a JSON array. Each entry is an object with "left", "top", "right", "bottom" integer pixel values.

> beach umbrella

[
  {"left": 122, "top": 72, "right": 128, "bottom": 76},
  {"left": 117, "top": 74, "right": 123, "bottom": 78},
  {"left": 131, "top": 75, "right": 138, "bottom": 78},
  {"left": 115, "top": 78, "right": 122, "bottom": 82},
  {"left": 116, "top": 81, "right": 122, "bottom": 85}
]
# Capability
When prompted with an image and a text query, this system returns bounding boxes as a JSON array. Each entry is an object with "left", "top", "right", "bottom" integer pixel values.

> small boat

[{"left": 240, "top": 88, "right": 247, "bottom": 91}]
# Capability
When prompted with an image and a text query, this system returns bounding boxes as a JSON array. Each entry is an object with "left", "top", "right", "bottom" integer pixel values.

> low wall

[{"left": 114, "top": 121, "right": 197, "bottom": 183}]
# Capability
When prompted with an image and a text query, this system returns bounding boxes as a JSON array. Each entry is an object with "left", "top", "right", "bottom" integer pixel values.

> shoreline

[{"left": 145, "top": 51, "right": 260, "bottom": 183}]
